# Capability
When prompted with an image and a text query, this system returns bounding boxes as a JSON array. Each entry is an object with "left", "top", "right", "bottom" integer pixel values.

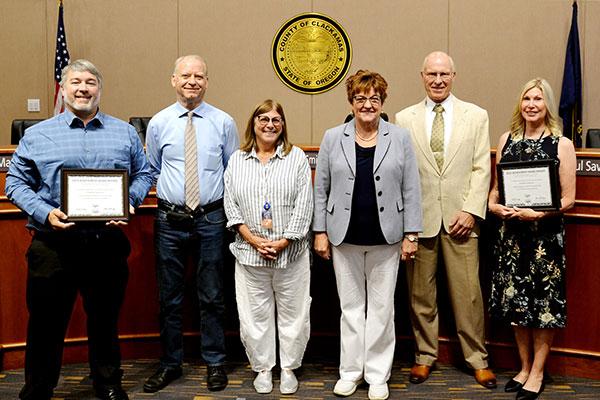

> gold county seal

[{"left": 272, "top": 13, "right": 352, "bottom": 94}]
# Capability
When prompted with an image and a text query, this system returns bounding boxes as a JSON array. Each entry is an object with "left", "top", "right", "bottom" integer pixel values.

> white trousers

[
  {"left": 332, "top": 243, "right": 400, "bottom": 385},
  {"left": 235, "top": 248, "right": 311, "bottom": 371}
]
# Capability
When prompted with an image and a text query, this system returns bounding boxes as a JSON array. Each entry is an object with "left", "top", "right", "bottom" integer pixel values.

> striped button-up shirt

[{"left": 224, "top": 145, "right": 313, "bottom": 268}]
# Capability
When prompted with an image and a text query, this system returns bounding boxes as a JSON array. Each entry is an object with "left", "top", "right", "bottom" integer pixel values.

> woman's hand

[
  {"left": 246, "top": 233, "right": 277, "bottom": 260},
  {"left": 262, "top": 238, "right": 290, "bottom": 260},
  {"left": 313, "top": 232, "right": 331, "bottom": 260},
  {"left": 488, "top": 203, "right": 517, "bottom": 220},
  {"left": 513, "top": 207, "right": 545, "bottom": 221},
  {"left": 237, "top": 224, "right": 279, "bottom": 260},
  {"left": 401, "top": 237, "right": 418, "bottom": 261}
]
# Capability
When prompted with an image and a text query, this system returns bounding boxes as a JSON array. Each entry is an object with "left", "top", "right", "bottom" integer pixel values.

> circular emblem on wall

[{"left": 272, "top": 13, "right": 352, "bottom": 94}]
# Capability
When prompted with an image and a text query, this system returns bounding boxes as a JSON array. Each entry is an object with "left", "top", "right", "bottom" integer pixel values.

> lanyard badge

[{"left": 261, "top": 200, "right": 273, "bottom": 229}]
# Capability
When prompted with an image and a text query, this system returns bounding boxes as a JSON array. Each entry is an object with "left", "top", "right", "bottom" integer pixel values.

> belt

[{"left": 157, "top": 198, "right": 223, "bottom": 216}]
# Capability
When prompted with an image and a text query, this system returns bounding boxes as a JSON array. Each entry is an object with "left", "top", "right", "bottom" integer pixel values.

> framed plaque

[
  {"left": 497, "top": 159, "right": 560, "bottom": 211},
  {"left": 61, "top": 169, "right": 129, "bottom": 222}
]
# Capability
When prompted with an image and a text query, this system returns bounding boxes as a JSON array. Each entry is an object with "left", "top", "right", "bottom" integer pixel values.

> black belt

[{"left": 157, "top": 198, "right": 223, "bottom": 216}]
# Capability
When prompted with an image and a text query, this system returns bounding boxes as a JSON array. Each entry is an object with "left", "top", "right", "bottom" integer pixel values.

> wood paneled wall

[{"left": 1, "top": 0, "right": 599, "bottom": 147}]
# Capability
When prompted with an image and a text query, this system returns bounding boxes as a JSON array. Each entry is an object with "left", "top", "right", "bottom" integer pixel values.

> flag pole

[{"left": 53, "top": 0, "right": 70, "bottom": 116}]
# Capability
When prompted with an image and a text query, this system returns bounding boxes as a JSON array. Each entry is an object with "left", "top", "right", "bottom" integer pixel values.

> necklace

[
  {"left": 355, "top": 129, "right": 378, "bottom": 142},
  {"left": 524, "top": 129, "right": 546, "bottom": 140},
  {"left": 518, "top": 129, "right": 545, "bottom": 160}
]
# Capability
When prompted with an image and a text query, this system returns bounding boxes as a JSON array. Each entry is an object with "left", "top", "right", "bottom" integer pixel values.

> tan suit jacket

[
  {"left": 395, "top": 96, "right": 492, "bottom": 369},
  {"left": 395, "top": 97, "right": 491, "bottom": 238}
]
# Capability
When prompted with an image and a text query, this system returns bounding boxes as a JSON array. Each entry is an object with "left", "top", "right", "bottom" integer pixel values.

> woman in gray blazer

[{"left": 313, "top": 70, "right": 423, "bottom": 400}]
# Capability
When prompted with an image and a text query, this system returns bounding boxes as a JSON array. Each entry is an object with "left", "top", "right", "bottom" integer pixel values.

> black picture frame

[
  {"left": 61, "top": 169, "right": 129, "bottom": 222},
  {"left": 497, "top": 159, "right": 561, "bottom": 211}
]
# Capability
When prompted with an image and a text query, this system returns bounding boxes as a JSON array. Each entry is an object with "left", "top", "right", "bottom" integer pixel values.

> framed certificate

[
  {"left": 497, "top": 159, "right": 560, "bottom": 211},
  {"left": 61, "top": 169, "right": 129, "bottom": 222}
]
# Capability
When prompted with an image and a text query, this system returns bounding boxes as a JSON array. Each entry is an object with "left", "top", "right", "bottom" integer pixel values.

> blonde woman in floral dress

[{"left": 488, "top": 78, "right": 576, "bottom": 400}]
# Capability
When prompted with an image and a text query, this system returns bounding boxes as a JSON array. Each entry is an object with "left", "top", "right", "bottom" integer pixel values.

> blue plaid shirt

[{"left": 5, "top": 109, "right": 153, "bottom": 231}]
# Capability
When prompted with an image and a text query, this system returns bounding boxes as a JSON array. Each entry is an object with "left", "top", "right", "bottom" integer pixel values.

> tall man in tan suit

[{"left": 395, "top": 51, "right": 496, "bottom": 389}]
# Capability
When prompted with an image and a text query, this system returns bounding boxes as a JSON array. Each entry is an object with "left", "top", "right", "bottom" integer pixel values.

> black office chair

[
  {"left": 586, "top": 129, "right": 600, "bottom": 148},
  {"left": 344, "top": 112, "right": 389, "bottom": 123},
  {"left": 129, "top": 117, "right": 151, "bottom": 144},
  {"left": 11, "top": 119, "right": 44, "bottom": 145}
]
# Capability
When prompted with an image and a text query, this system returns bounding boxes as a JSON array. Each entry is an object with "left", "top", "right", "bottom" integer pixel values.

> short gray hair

[
  {"left": 173, "top": 55, "right": 208, "bottom": 76},
  {"left": 59, "top": 59, "right": 103, "bottom": 88}
]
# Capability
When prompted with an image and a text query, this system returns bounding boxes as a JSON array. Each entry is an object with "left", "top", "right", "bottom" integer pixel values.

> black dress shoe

[
  {"left": 207, "top": 365, "right": 228, "bottom": 391},
  {"left": 143, "top": 366, "right": 183, "bottom": 393},
  {"left": 94, "top": 384, "right": 129, "bottom": 400},
  {"left": 504, "top": 378, "right": 524, "bottom": 392},
  {"left": 516, "top": 383, "right": 545, "bottom": 400}
]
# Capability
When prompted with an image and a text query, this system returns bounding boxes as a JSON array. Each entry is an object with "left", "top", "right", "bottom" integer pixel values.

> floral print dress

[{"left": 489, "top": 134, "right": 566, "bottom": 328}]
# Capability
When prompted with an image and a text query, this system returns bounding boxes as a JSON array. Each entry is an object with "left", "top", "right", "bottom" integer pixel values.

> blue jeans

[{"left": 155, "top": 207, "right": 227, "bottom": 367}]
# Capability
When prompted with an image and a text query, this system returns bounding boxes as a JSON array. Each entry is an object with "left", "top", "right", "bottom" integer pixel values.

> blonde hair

[
  {"left": 240, "top": 99, "right": 292, "bottom": 155},
  {"left": 509, "top": 78, "right": 562, "bottom": 140}
]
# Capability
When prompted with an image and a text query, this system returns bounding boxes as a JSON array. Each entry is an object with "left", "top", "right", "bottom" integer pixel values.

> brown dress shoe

[
  {"left": 409, "top": 364, "right": 431, "bottom": 384},
  {"left": 474, "top": 368, "right": 497, "bottom": 389}
]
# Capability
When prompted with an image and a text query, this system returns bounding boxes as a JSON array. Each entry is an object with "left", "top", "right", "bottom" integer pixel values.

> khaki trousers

[{"left": 406, "top": 230, "right": 489, "bottom": 370}]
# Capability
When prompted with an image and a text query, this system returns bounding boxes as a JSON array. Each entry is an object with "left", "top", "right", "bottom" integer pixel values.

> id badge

[{"left": 261, "top": 200, "right": 272, "bottom": 229}]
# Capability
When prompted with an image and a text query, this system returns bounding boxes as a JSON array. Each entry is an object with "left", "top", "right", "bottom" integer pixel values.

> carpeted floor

[{"left": 2, "top": 360, "right": 600, "bottom": 399}]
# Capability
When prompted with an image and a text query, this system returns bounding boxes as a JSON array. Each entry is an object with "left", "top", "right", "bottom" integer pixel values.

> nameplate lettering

[
  {"left": 576, "top": 158, "right": 600, "bottom": 176},
  {"left": 0, "top": 155, "right": 11, "bottom": 172},
  {"left": 305, "top": 150, "right": 318, "bottom": 170},
  {"left": 1, "top": 152, "right": 595, "bottom": 175}
]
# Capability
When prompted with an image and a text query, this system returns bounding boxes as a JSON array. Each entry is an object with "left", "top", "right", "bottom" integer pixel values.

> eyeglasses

[
  {"left": 353, "top": 95, "right": 382, "bottom": 106},
  {"left": 256, "top": 115, "right": 283, "bottom": 126},
  {"left": 423, "top": 72, "right": 454, "bottom": 82}
]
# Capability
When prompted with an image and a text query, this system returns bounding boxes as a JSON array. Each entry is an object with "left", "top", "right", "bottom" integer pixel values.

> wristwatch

[{"left": 405, "top": 234, "right": 418, "bottom": 243}]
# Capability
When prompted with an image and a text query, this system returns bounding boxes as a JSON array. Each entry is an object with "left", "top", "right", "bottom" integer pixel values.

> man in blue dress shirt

[
  {"left": 5, "top": 59, "right": 153, "bottom": 400},
  {"left": 144, "top": 54, "right": 239, "bottom": 393}
]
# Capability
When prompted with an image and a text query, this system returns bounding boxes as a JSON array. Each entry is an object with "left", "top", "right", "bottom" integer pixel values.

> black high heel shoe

[
  {"left": 516, "top": 382, "right": 545, "bottom": 400},
  {"left": 504, "top": 378, "right": 524, "bottom": 393}
]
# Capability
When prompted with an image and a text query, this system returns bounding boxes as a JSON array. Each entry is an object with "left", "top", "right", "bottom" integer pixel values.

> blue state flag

[{"left": 559, "top": 1, "right": 582, "bottom": 147}]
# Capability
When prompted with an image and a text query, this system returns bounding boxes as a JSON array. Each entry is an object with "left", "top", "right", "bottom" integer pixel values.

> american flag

[{"left": 53, "top": 0, "right": 70, "bottom": 115}]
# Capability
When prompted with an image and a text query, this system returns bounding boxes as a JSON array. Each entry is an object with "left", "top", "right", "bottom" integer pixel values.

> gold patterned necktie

[
  {"left": 430, "top": 103, "right": 445, "bottom": 170},
  {"left": 184, "top": 111, "right": 200, "bottom": 211}
]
